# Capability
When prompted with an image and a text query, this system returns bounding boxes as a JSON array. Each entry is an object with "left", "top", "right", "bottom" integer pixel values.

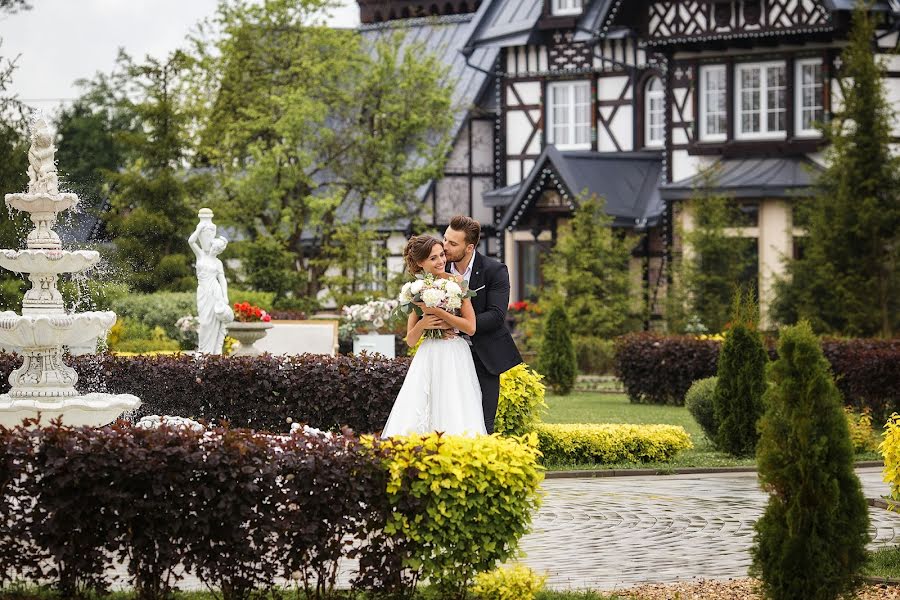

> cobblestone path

[{"left": 521, "top": 467, "right": 899, "bottom": 591}]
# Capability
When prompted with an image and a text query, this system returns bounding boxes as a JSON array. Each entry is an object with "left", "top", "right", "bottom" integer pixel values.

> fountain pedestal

[{"left": 0, "top": 118, "right": 140, "bottom": 428}]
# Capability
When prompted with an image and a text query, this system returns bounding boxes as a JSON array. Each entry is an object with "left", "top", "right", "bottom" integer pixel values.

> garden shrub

[
  {"left": 881, "top": 414, "right": 900, "bottom": 503},
  {"left": 111, "top": 292, "right": 196, "bottom": 344},
  {"left": 573, "top": 337, "right": 616, "bottom": 375},
  {"left": 378, "top": 433, "right": 543, "bottom": 596},
  {"left": 496, "top": 364, "right": 547, "bottom": 436},
  {"left": 0, "top": 425, "right": 38, "bottom": 588},
  {"left": 536, "top": 423, "right": 693, "bottom": 465},
  {"left": 614, "top": 333, "right": 720, "bottom": 405},
  {"left": 107, "top": 318, "right": 181, "bottom": 353},
  {"left": 615, "top": 333, "right": 899, "bottom": 410},
  {"left": 471, "top": 564, "right": 547, "bottom": 600},
  {"left": 752, "top": 322, "right": 869, "bottom": 600},
  {"left": 845, "top": 409, "right": 878, "bottom": 454},
  {"left": 684, "top": 376, "right": 719, "bottom": 444},
  {"left": 538, "top": 306, "right": 577, "bottom": 395},
  {"left": 0, "top": 424, "right": 542, "bottom": 599},
  {"left": 713, "top": 293, "right": 767, "bottom": 457}
]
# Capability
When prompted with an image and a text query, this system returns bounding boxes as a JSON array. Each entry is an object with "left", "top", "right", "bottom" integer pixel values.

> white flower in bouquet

[
  {"left": 399, "top": 282, "right": 414, "bottom": 303},
  {"left": 410, "top": 279, "right": 426, "bottom": 295},
  {"left": 432, "top": 278, "right": 448, "bottom": 289},
  {"left": 444, "top": 280, "right": 462, "bottom": 296},
  {"left": 421, "top": 287, "right": 446, "bottom": 307},
  {"left": 445, "top": 295, "right": 462, "bottom": 311}
]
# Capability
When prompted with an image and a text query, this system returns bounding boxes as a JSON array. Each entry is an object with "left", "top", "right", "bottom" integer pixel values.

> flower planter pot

[
  {"left": 353, "top": 333, "right": 396, "bottom": 359},
  {"left": 226, "top": 321, "right": 274, "bottom": 357}
]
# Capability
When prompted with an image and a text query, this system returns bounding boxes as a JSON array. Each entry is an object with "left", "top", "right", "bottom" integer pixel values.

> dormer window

[{"left": 551, "top": 0, "right": 583, "bottom": 16}]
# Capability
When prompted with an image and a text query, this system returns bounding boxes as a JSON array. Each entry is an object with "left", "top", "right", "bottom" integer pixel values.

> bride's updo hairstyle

[{"left": 403, "top": 234, "right": 443, "bottom": 276}]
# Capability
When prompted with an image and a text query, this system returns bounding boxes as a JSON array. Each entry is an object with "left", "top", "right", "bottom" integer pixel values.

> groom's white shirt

[{"left": 450, "top": 253, "right": 474, "bottom": 284}]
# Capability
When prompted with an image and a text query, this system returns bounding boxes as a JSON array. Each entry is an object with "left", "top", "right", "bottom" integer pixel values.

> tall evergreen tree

[
  {"left": 104, "top": 51, "right": 206, "bottom": 293},
  {"left": 773, "top": 8, "right": 900, "bottom": 337},
  {"left": 673, "top": 167, "right": 756, "bottom": 333},
  {"left": 539, "top": 194, "right": 638, "bottom": 337},
  {"left": 538, "top": 305, "right": 577, "bottom": 396},
  {"left": 752, "top": 321, "right": 869, "bottom": 599},
  {"left": 712, "top": 288, "right": 767, "bottom": 457}
]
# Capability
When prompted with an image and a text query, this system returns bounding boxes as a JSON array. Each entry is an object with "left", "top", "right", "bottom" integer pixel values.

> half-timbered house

[{"left": 357, "top": 0, "right": 900, "bottom": 328}]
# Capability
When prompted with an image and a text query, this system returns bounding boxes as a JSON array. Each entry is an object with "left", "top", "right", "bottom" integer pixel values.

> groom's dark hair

[{"left": 449, "top": 215, "right": 481, "bottom": 247}]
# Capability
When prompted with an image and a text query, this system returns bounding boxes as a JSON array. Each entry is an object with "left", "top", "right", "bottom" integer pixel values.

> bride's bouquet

[{"left": 395, "top": 273, "right": 476, "bottom": 339}]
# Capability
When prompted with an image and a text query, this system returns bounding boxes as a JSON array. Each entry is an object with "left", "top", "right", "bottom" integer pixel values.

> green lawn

[
  {"left": 541, "top": 392, "right": 879, "bottom": 471},
  {"left": 865, "top": 545, "right": 900, "bottom": 579}
]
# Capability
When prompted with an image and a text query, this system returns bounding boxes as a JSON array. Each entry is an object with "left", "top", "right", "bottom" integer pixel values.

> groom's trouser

[{"left": 473, "top": 351, "right": 500, "bottom": 434}]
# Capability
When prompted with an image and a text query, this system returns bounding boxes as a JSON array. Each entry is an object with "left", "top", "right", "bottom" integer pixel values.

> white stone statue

[{"left": 189, "top": 209, "right": 233, "bottom": 354}]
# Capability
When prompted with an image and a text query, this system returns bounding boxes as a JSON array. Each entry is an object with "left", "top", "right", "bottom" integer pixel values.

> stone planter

[
  {"left": 353, "top": 333, "right": 396, "bottom": 359},
  {"left": 226, "top": 321, "right": 274, "bottom": 357}
]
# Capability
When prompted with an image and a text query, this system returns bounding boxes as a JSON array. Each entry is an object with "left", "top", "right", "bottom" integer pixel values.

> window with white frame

[
  {"left": 551, "top": 0, "right": 583, "bottom": 16},
  {"left": 547, "top": 80, "right": 592, "bottom": 150},
  {"left": 736, "top": 62, "right": 787, "bottom": 138},
  {"left": 645, "top": 77, "right": 665, "bottom": 147},
  {"left": 796, "top": 58, "right": 824, "bottom": 136},
  {"left": 699, "top": 65, "right": 727, "bottom": 141}
]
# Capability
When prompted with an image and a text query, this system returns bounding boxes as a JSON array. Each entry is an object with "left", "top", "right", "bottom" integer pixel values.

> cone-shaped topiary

[
  {"left": 538, "top": 305, "right": 577, "bottom": 396},
  {"left": 713, "top": 289, "right": 767, "bottom": 457},
  {"left": 751, "top": 322, "right": 869, "bottom": 600}
]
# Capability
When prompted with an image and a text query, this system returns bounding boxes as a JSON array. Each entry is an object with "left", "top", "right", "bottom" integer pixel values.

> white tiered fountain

[{"left": 0, "top": 118, "right": 140, "bottom": 427}]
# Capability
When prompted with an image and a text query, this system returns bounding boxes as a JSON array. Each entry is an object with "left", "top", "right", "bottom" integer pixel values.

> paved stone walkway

[{"left": 521, "top": 467, "right": 900, "bottom": 591}]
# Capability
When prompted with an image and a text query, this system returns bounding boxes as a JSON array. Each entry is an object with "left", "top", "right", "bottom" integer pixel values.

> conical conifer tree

[
  {"left": 751, "top": 322, "right": 869, "bottom": 600},
  {"left": 538, "top": 305, "right": 577, "bottom": 396},
  {"left": 713, "top": 288, "right": 767, "bottom": 457}
]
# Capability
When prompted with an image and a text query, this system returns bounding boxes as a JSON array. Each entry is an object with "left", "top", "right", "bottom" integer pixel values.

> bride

[{"left": 381, "top": 234, "right": 487, "bottom": 437}]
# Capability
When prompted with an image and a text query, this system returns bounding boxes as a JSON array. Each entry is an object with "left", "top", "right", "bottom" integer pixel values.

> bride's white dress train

[{"left": 382, "top": 336, "right": 487, "bottom": 437}]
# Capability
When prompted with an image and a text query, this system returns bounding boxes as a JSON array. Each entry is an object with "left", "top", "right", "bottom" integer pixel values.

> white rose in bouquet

[
  {"left": 410, "top": 279, "right": 426, "bottom": 295},
  {"left": 445, "top": 295, "right": 462, "bottom": 311},
  {"left": 444, "top": 280, "right": 462, "bottom": 296},
  {"left": 421, "top": 287, "right": 446, "bottom": 307},
  {"left": 399, "top": 282, "right": 414, "bottom": 303}
]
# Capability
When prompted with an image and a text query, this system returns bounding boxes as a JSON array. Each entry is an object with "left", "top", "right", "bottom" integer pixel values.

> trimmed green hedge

[{"left": 536, "top": 423, "right": 693, "bottom": 465}]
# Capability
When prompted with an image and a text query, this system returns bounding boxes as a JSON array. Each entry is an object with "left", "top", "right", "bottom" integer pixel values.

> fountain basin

[
  {"left": 0, "top": 392, "right": 141, "bottom": 428},
  {"left": 5, "top": 192, "right": 78, "bottom": 214},
  {"left": 0, "top": 311, "right": 115, "bottom": 349},
  {"left": 0, "top": 249, "right": 100, "bottom": 275}
]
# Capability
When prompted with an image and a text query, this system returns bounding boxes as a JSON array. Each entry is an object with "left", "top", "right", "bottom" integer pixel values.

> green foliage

[
  {"left": 684, "top": 376, "right": 719, "bottom": 445},
  {"left": 496, "top": 364, "right": 547, "bottom": 437},
  {"left": 774, "top": 10, "right": 900, "bottom": 337},
  {"left": 234, "top": 237, "right": 298, "bottom": 304},
  {"left": 539, "top": 195, "right": 638, "bottom": 337},
  {"left": 713, "top": 290, "right": 767, "bottom": 457},
  {"left": 538, "top": 306, "right": 577, "bottom": 396},
  {"left": 103, "top": 51, "right": 207, "bottom": 293},
  {"left": 752, "top": 322, "right": 870, "bottom": 600},
  {"left": 0, "top": 278, "right": 25, "bottom": 312},
  {"left": 573, "top": 337, "right": 616, "bottom": 375},
  {"left": 880, "top": 414, "right": 900, "bottom": 502},
  {"left": 111, "top": 292, "right": 195, "bottom": 345},
  {"left": 471, "top": 564, "right": 547, "bottom": 600},
  {"left": 107, "top": 318, "right": 181, "bottom": 353},
  {"left": 672, "top": 169, "right": 757, "bottom": 333},
  {"left": 536, "top": 423, "right": 693, "bottom": 465},
  {"left": 190, "top": 0, "right": 454, "bottom": 300},
  {"left": 380, "top": 433, "right": 544, "bottom": 596}
]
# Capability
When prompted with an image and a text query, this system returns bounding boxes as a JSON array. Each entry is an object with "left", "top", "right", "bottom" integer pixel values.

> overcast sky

[{"left": 1, "top": 0, "right": 360, "bottom": 115}]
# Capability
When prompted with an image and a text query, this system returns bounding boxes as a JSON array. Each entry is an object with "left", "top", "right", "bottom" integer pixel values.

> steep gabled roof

[
  {"left": 498, "top": 145, "right": 665, "bottom": 230},
  {"left": 462, "top": 0, "right": 543, "bottom": 51}
]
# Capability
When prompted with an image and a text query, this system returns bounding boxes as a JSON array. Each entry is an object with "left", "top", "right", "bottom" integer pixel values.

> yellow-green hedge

[
  {"left": 536, "top": 423, "right": 693, "bottom": 465},
  {"left": 496, "top": 364, "right": 547, "bottom": 436},
  {"left": 471, "top": 564, "right": 547, "bottom": 600},
  {"left": 881, "top": 414, "right": 900, "bottom": 502},
  {"left": 379, "top": 432, "right": 544, "bottom": 593}
]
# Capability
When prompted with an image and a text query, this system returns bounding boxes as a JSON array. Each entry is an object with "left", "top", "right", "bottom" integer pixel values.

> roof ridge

[{"left": 358, "top": 13, "right": 474, "bottom": 32}]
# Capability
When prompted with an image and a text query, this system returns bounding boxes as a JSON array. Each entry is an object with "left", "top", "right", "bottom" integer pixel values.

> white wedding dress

[{"left": 381, "top": 336, "right": 487, "bottom": 437}]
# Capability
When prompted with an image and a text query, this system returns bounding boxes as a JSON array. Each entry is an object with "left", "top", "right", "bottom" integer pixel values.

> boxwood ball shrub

[
  {"left": 536, "top": 423, "right": 693, "bottom": 465},
  {"left": 752, "top": 322, "right": 869, "bottom": 600},
  {"left": 378, "top": 432, "right": 543, "bottom": 596},
  {"left": 684, "top": 376, "right": 719, "bottom": 445},
  {"left": 495, "top": 364, "right": 547, "bottom": 436}
]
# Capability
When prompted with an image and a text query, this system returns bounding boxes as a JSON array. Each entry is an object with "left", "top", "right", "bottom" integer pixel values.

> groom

[{"left": 444, "top": 215, "right": 522, "bottom": 434}]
